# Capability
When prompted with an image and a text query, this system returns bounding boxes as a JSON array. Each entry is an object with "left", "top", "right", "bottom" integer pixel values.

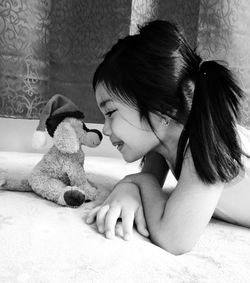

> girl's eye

[{"left": 105, "top": 110, "right": 117, "bottom": 117}]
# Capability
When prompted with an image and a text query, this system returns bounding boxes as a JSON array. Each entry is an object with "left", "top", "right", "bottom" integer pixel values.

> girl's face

[{"left": 95, "top": 84, "right": 163, "bottom": 162}]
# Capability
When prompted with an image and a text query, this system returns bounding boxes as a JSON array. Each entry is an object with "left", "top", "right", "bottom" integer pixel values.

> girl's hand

[{"left": 86, "top": 182, "right": 149, "bottom": 240}]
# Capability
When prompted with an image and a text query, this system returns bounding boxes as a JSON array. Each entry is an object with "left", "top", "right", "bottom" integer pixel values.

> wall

[{"left": 0, "top": 118, "right": 121, "bottom": 158}]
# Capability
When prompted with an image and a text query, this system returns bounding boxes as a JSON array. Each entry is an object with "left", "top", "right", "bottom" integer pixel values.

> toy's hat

[{"left": 32, "top": 94, "right": 84, "bottom": 149}]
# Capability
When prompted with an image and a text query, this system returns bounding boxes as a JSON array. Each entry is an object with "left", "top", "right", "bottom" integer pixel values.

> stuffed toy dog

[{"left": 1, "top": 94, "right": 102, "bottom": 207}]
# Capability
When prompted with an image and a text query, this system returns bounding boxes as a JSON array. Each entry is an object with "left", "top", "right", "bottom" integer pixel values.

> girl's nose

[{"left": 102, "top": 121, "right": 111, "bottom": 136}]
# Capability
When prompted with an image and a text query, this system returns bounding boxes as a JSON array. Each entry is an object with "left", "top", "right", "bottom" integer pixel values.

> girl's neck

[{"left": 155, "top": 122, "right": 184, "bottom": 171}]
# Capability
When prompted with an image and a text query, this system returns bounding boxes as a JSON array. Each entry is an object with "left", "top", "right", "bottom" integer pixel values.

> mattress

[{"left": 0, "top": 151, "right": 250, "bottom": 283}]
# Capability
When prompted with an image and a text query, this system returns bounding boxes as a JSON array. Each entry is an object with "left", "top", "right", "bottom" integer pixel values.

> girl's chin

[{"left": 121, "top": 152, "right": 144, "bottom": 163}]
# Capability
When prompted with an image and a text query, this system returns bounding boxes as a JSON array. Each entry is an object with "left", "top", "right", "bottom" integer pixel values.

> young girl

[{"left": 86, "top": 20, "right": 250, "bottom": 255}]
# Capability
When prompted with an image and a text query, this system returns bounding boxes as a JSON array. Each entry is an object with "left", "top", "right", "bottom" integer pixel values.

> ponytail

[{"left": 187, "top": 61, "right": 244, "bottom": 184}]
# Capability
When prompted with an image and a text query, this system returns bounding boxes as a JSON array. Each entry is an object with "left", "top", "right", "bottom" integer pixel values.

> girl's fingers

[
  {"left": 105, "top": 205, "right": 121, "bottom": 239},
  {"left": 96, "top": 204, "right": 110, "bottom": 233},
  {"left": 121, "top": 210, "right": 134, "bottom": 241},
  {"left": 85, "top": 205, "right": 101, "bottom": 224},
  {"left": 135, "top": 207, "right": 149, "bottom": 237}
]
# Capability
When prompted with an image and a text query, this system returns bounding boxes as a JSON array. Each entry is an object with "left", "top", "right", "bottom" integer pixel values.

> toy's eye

[{"left": 105, "top": 110, "right": 116, "bottom": 117}]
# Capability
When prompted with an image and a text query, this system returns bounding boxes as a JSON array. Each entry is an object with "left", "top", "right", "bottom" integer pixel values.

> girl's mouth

[
  {"left": 112, "top": 142, "right": 124, "bottom": 152},
  {"left": 117, "top": 143, "right": 124, "bottom": 151}
]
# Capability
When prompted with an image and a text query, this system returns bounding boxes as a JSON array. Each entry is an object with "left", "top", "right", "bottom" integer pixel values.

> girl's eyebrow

[{"left": 99, "top": 99, "right": 113, "bottom": 108}]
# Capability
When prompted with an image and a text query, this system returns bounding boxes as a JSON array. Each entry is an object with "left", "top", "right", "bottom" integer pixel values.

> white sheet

[{"left": 0, "top": 152, "right": 250, "bottom": 283}]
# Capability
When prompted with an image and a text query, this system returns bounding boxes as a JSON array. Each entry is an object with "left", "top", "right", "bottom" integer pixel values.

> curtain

[
  {"left": 130, "top": 0, "right": 200, "bottom": 48},
  {"left": 0, "top": 0, "right": 50, "bottom": 118},
  {"left": 0, "top": 0, "right": 131, "bottom": 123},
  {"left": 1, "top": 0, "right": 250, "bottom": 126},
  {"left": 197, "top": 0, "right": 250, "bottom": 127}
]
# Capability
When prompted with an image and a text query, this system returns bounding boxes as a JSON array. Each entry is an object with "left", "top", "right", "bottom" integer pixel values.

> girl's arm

[
  {"left": 127, "top": 149, "right": 224, "bottom": 255},
  {"left": 86, "top": 181, "right": 150, "bottom": 240},
  {"left": 86, "top": 152, "right": 168, "bottom": 239}
]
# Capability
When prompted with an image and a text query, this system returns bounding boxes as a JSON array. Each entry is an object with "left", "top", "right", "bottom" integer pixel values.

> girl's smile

[{"left": 111, "top": 140, "right": 124, "bottom": 152}]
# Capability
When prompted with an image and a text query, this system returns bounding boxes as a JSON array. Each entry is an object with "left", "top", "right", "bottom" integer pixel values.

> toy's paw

[
  {"left": 0, "top": 170, "right": 7, "bottom": 187},
  {"left": 83, "top": 181, "right": 97, "bottom": 201},
  {"left": 64, "top": 190, "right": 85, "bottom": 207},
  {"left": 0, "top": 178, "right": 6, "bottom": 187}
]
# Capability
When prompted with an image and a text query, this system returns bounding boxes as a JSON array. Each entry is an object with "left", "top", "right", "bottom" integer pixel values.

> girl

[{"left": 86, "top": 20, "right": 250, "bottom": 255}]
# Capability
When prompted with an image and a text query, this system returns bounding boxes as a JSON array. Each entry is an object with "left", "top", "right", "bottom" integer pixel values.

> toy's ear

[{"left": 53, "top": 121, "right": 80, "bottom": 153}]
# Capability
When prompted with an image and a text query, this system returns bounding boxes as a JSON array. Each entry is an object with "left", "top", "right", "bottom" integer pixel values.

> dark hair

[{"left": 93, "top": 20, "right": 247, "bottom": 184}]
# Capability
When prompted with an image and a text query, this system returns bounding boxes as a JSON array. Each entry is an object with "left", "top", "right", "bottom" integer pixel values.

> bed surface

[{"left": 0, "top": 152, "right": 250, "bottom": 283}]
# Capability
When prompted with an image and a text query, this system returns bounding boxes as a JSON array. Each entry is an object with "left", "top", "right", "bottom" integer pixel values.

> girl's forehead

[{"left": 95, "top": 83, "right": 139, "bottom": 113}]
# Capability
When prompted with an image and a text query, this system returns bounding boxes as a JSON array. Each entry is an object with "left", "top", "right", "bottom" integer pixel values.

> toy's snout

[{"left": 84, "top": 128, "right": 103, "bottom": 148}]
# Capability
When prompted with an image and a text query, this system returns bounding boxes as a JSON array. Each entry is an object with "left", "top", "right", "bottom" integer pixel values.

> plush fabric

[{"left": 0, "top": 152, "right": 250, "bottom": 283}]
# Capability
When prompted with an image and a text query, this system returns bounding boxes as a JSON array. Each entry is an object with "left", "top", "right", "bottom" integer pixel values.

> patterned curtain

[
  {"left": 0, "top": 0, "right": 131, "bottom": 122},
  {"left": 197, "top": 0, "right": 250, "bottom": 127},
  {"left": 130, "top": 0, "right": 200, "bottom": 47},
  {"left": 1, "top": 0, "right": 250, "bottom": 126},
  {"left": 0, "top": 0, "right": 50, "bottom": 118}
]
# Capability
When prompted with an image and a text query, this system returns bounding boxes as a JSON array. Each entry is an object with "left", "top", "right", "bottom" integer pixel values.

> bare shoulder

[
  {"left": 176, "top": 148, "right": 224, "bottom": 195},
  {"left": 237, "top": 124, "right": 250, "bottom": 155}
]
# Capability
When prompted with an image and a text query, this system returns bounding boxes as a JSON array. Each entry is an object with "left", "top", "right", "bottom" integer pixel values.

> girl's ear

[
  {"left": 53, "top": 121, "right": 80, "bottom": 153},
  {"left": 160, "top": 115, "right": 171, "bottom": 127}
]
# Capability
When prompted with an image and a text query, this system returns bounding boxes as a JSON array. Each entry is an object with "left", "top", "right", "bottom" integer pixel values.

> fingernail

[
  {"left": 106, "top": 231, "right": 113, "bottom": 239},
  {"left": 124, "top": 234, "right": 131, "bottom": 241},
  {"left": 98, "top": 226, "right": 104, "bottom": 233}
]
